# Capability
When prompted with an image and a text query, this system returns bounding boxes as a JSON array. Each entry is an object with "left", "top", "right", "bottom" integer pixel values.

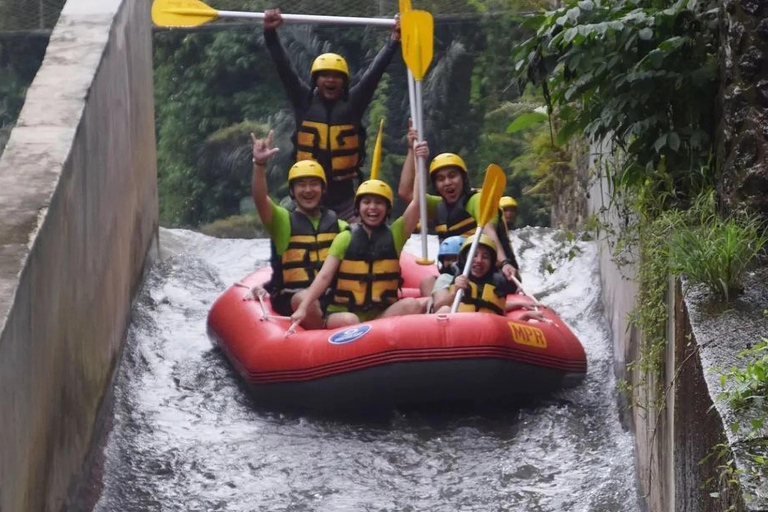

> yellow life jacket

[
  {"left": 269, "top": 208, "right": 343, "bottom": 291},
  {"left": 435, "top": 191, "right": 478, "bottom": 241},
  {"left": 332, "top": 224, "right": 400, "bottom": 311},
  {"left": 294, "top": 98, "right": 364, "bottom": 183},
  {"left": 451, "top": 273, "right": 507, "bottom": 315}
]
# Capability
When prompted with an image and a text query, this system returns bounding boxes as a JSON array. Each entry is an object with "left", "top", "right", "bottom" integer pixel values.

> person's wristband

[
  {"left": 501, "top": 259, "right": 515, "bottom": 269},
  {"left": 252, "top": 157, "right": 267, "bottom": 167}
]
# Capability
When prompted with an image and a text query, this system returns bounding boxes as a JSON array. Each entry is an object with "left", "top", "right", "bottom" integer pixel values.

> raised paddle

[
  {"left": 451, "top": 164, "right": 507, "bottom": 313},
  {"left": 369, "top": 119, "right": 385, "bottom": 180},
  {"left": 152, "top": 0, "right": 397, "bottom": 28},
  {"left": 399, "top": 0, "right": 419, "bottom": 127},
  {"left": 400, "top": 9, "right": 434, "bottom": 265}
]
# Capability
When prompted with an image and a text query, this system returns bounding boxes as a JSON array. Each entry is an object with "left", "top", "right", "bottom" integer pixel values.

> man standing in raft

[
  {"left": 263, "top": 8, "right": 401, "bottom": 221},
  {"left": 291, "top": 173, "right": 427, "bottom": 329},
  {"left": 249, "top": 130, "right": 348, "bottom": 329}
]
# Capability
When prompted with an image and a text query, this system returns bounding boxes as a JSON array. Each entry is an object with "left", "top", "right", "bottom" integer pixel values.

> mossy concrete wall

[
  {"left": 0, "top": 0, "right": 157, "bottom": 510},
  {"left": 587, "top": 151, "right": 674, "bottom": 512},
  {"left": 586, "top": 150, "right": 764, "bottom": 511}
]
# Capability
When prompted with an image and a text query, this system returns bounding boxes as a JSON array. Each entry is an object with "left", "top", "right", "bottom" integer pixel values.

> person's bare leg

[
  {"left": 419, "top": 276, "right": 436, "bottom": 297},
  {"left": 291, "top": 290, "right": 324, "bottom": 329},
  {"left": 434, "top": 305, "right": 451, "bottom": 314},
  {"left": 380, "top": 297, "right": 426, "bottom": 318},
  {"left": 326, "top": 312, "right": 360, "bottom": 329}
]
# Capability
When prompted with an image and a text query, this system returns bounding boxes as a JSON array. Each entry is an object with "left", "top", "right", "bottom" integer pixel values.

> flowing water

[{"left": 87, "top": 227, "right": 640, "bottom": 511}]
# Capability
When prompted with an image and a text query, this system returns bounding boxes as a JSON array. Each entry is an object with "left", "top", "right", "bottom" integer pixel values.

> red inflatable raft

[{"left": 207, "top": 253, "right": 587, "bottom": 411}]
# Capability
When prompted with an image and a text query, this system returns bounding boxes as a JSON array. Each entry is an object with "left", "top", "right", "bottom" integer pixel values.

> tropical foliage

[
  {"left": 513, "top": 0, "right": 720, "bottom": 204},
  {"left": 0, "top": 35, "right": 49, "bottom": 155}
]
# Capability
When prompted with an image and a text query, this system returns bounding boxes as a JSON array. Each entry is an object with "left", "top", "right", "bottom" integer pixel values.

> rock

[
  {"left": 757, "top": 18, "right": 768, "bottom": 39},
  {"left": 738, "top": 46, "right": 764, "bottom": 79},
  {"left": 734, "top": 130, "right": 758, "bottom": 168},
  {"left": 757, "top": 80, "right": 768, "bottom": 107},
  {"left": 739, "top": 0, "right": 763, "bottom": 15}
]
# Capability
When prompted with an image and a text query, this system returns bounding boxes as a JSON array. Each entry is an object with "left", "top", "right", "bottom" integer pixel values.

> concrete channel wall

[
  {"left": 0, "top": 0, "right": 157, "bottom": 510},
  {"left": 587, "top": 148, "right": 759, "bottom": 511}
]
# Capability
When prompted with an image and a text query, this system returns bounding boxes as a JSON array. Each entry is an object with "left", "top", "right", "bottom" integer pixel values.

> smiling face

[
  {"left": 315, "top": 71, "right": 346, "bottom": 101},
  {"left": 433, "top": 167, "right": 465, "bottom": 204},
  {"left": 357, "top": 195, "right": 389, "bottom": 228},
  {"left": 291, "top": 177, "right": 324, "bottom": 212},
  {"left": 469, "top": 245, "right": 494, "bottom": 279}
]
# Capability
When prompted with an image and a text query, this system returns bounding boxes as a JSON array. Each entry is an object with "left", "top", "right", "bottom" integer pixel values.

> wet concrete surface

[{"left": 684, "top": 265, "right": 768, "bottom": 509}]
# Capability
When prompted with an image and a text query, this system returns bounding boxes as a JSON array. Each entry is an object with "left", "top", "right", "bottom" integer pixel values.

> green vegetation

[
  {"left": 512, "top": 0, "right": 766, "bottom": 501},
  {"left": 513, "top": 0, "right": 719, "bottom": 203},
  {"left": 708, "top": 336, "right": 768, "bottom": 508},
  {"left": 719, "top": 337, "right": 768, "bottom": 417},
  {"left": 671, "top": 209, "right": 767, "bottom": 301},
  {"left": 0, "top": 35, "right": 50, "bottom": 155}
]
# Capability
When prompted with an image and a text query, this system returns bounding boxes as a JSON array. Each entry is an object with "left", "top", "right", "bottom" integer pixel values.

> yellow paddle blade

[
  {"left": 399, "top": 0, "right": 413, "bottom": 13},
  {"left": 152, "top": 0, "right": 219, "bottom": 28},
  {"left": 477, "top": 164, "right": 507, "bottom": 226},
  {"left": 370, "top": 119, "right": 385, "bottom": 180},
  {"left": 401, "top": 10, "right": 433, "bottom": 81}
]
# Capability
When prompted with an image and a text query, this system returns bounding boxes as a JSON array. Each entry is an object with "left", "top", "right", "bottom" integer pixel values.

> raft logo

[
  {"left": 508, "top": 322, "right": 547, "bottom": 348},
  {"left": 328, "top": 324, "right": 372, "bottom": 344}
]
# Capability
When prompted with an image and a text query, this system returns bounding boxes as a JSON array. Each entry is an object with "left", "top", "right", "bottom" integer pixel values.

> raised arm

[
  {"left": 263, "top": 9, "right": 312, "bottom": 111},
  {"left": 348, "top": 20, "right": 400, "bottom": 112},
  {"left": 397, "top": 124, "right": 423, "bottom": 202},
  {"left": 250, "top": 130, "right": 280, "bottom": 226},
  {"left": 400, "top": 142, "right": 427, "bottom": 236}
]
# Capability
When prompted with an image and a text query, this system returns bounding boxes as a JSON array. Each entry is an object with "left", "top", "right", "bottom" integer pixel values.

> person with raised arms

[
  {"left": 262, "top": 8, "right": 401, "bottom": 222},
  {"left": 291, "top": 142, "right": 429, "bottom": 329},
  {"left": 248, "top": 130, "right": 349, "bottom": 329}
]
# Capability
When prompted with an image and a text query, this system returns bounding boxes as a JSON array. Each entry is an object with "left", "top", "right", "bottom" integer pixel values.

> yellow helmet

[
  {"left": 429, "top": 153, "right": 468, "bottom": 176},
  {"left": 499, "top": 196, "right": 518, "bottom": 209},
  {"left": 460, "top": 234, "right": 498, "bottom": 263},
  {"left": 310, "top": 53, "right": 349, "bottom": 79},
  {"left": 355, "top": 179, "right": 394, "bottom": 209},
  {"left": 288, "top": 160, "right": 326, "bottom": 186}
]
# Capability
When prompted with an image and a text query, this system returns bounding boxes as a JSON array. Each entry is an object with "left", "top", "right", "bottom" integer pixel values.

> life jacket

[
  {"left": 293, "top": 96, "right": 366, "bottom": 183},
  {"left": 435, "top": 190, "right": 478, "bottom": 241},
  {"left": 451, "top": 272, "right": 508, "bottom": 315},
  {"left": 332, "top": 224, "right": 401, "bottom": 311},
  {"left": 267, "top": 208, "right": 343, "bottom": 291}
]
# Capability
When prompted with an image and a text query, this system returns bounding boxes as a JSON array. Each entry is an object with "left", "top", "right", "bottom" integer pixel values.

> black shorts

[
  {"left": 270, "top": 290, "right": 331, "bottom": 316},
  {"left": 270, "top": 290, "right": 296, "bottom": 317}
]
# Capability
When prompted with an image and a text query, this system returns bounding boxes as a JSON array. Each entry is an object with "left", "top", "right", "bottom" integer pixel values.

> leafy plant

[
  {"left": 719, "top": 339, "right": 768, "bottom": 411},
  {"left": 670, "top": 196, "right": 767, "bottom": 301},
  {"left": 513, "top": 0, "right": 719, "bottom": 203}
]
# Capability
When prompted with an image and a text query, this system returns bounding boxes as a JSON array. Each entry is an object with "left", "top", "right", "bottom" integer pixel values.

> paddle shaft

[
  {"left": 216, "top": 10, "right": 396, "bottom": 26},
  {"left": 413, "top": 80, "right": 430, "bottom": 262},
  {"left": 450, "top": 226, "right": 484, "bottom": 312}
]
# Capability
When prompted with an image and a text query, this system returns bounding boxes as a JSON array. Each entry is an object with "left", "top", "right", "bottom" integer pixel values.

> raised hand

[
  {"left": 251, "top": 130, "right": 280, "bottom": 166},
  {"left": 263, "top": 8, "right": 283, "bottom": 30},
  {"left": 391, "top": 14, "right": 401, "bottom": 41}
]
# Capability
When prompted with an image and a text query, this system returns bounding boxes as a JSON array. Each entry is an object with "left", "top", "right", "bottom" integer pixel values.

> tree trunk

[{"left": 716, "top": 0, "right": 768, "bottom": 219}]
